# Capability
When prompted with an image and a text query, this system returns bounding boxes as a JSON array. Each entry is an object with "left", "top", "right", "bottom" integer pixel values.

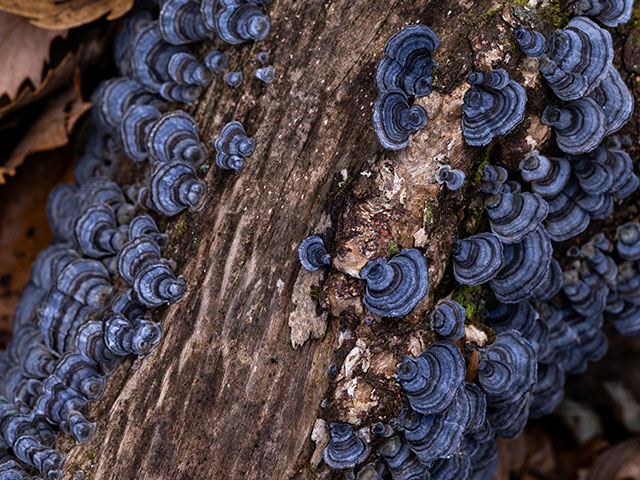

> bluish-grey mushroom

[
  {"left": 519, "top": 151, "right": 571, "bottom": 199},
  {"left": 359, "top": 249, "right": 429, "bottom": 317},
  {"left": 148, "top": 159, "right": 207, "bottom": 216},
  {"left": 298, "top": 235, "right": 330, "bottom": 272},
  {"left": 201, "top": 0, "right": 270, "bottom": 45},
  {"left": 323, "top": 423, "right": 369, "bottom": 470},
  {"left": 147, "top": 110, "right": 207, "bottom": 166},
  {"left": 434, "top": 164, "right": 466, "bottom": 191},
  {"left": 616, "top": 223, "right": 640, "bottom": 261},
  {"left": 377, "top": 435, "right": 431, "bottom": 480},
  {"left": 538, "top": 16, "right": 613, "bottom": 100},
  {"left": 120, "top": 104, "right": 161, "bottom": 163},
  {"left": 569, "top": 154, "right": 614, "bottom": 195},
  {"left": 451, "top": 233, "right": 503, "bottom": 286},
  {"left": 477, "top": 165, "right": 508, "bottom": 194},
  {"left": 541, "top": 98, "right": 607, "bottom": 155},
  {"left": 372, "top": 89, "right": 427, "bottom": 150},
  {"left": 514, "top": 26, "right": 546, "bottom": 57},
  {"left": 396, "top": 341, "right": 465, "bottom": 415},
  {"left": 167, "top": 51, "right": 212, "bottom": 87},
  {"left": 214, "top": 121, "right": 255, "bottom": 171},
  {"left": 573, "top": 0, "right": 633, "bottom": 27},
  {"left": 255, "top": 65, "right": 275, "bottom": 84},
  {"left": 225, "top": 71, "right": 243, "bottom": 88},
  {"left": 462, "top": 70, "right": 527, "bottom": 146},
  {"left": 485, "top": 190, "right": 548, "bottom": 244},
  {"left": 587, "top": 65, "right": 634, "bottom": 135},
  {"left": 543, "top": 191, "right": 590, "bottom": 242},
  {"left": 375, "top": 25, "right": 439, "bottom": 97},
  {"left": 204, "top": 50, "right": 229, "bottom": 74},
  {"left": 430, "top": 300, "right": 466, "bottom": 340},
  {"left": 490, "top": 227, "right": 552, "bottom": 304},
  {"left": 159, "top": 0, "right": 215, "bottom": 45}
]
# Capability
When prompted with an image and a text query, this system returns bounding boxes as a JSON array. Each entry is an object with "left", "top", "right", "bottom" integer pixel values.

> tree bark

[{"left": 56, "top": 1, "right": 640, "bottom": 479}]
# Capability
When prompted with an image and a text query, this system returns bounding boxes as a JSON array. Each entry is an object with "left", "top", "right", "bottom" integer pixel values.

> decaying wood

[{"left": 50, "top": 1, "right": 639, "bottom": 479}]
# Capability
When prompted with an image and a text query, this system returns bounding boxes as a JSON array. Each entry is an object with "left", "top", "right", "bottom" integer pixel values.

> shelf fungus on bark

[
  {"left": 514, "top": 26, "right": 546, "bottom": 57},
  {"left": 134, "top": 261, "right": 186, "bottom": 307},
  {"left": 201, "top": 0, "right": 270, "bottom": 45},
  {"left": 377, "top": 435, "right": 431, "bottom": 480},
  {"left": 396, "top": 341, "right": 465, "bottom": 415},
  {"left": 214, "top": 121, "right": 255, "bottom": 171},
  {"left": 373, "top": 89, "right": 428, "bottom": 150},
  {"left": 159, "top": 0, "right": 215, "bottom": 45},
  {"left": 56, "top": 259, "right": 114, "bottom": 309},
  {"left": 147, "top": 159, "right": 207, "bottom": 216},
  {"left": 323, "top": 423, "right": 369, "bottom": 470},
  {"left": 204, "top": 50, "right": 229, "bottom": 73},
  {"left": 120, "top": 104, "right": 161, "bottom": 163},
  {"left": 117, "top": 236, "right": 163, "bottom": 285},
  {"left": 531, "top": 258, "right": 563, "bottom": 303},
  {"left": 485, "top": 190, "right": 548, "bottom": 244},
  {"left": 538, "top": 16, "right": 613, "bottom": 100},
  {"left": 569, "top": 154, "right": 614, "bottom": 195},
  {"left": 529, "top": 362, "right": 565, "bottom": 418},
  {"left": 375, "top": 25, "right": 439, "bottom": 98},
  {"left": 563, "top": 269, "right": 608, "bottom": 317},
  {"left": 434, "top": 164, "right": 466, "bottom": 191},
  {"left": 478, "top": 330, "right": 537, "bottom": 438},
  {"left": 451, "top": 233, "right": 503, "bottom": 286},
  {"left": 519, "top": 152, "right": 571, "bottom": 199},
  {"left": 359, "top": 248, "right": 429, "bottom": 317},
  {"left": 587, "top": 65, "right": 633, "bottom": 136},
  {"left": 477, "top": 165, "right": 508, "bottom": 195},
  {"left": 617, "top": 223, "right": 640, "bottom": 261},
  {"left": 430, "top": 454, "right": 471, "bottom": 480},
  {"left": 128, "top": 214, "right": 169, "bottom": 249},
  {"left": 91, "top": 77, "right": 160, "bottom": 133},
  {"left": 542, "top": 98, "right": 606, "bottom": 155},
  {"left": 543, "top": 189, "right": 590, "bottom": 242},
  {"left": 430, "top": 300, "right": 465, "bottom": 340},
  {"left": 461, "top": 69, "right": 527, "bottom": 147},
  {"left": 32, "top": 244, "right": 79, "bottom": 291},
  {"left": 298, "top": 235, "right": 330, "bottom": 272},
  {"left": 104, "top": 313, "right": 163, "bottom": 358},
  {"left": 73, "top": 205, "right": 128, "bottom": 259},
  {"left": 147, "top": 110, "right": 207, "bottom": 166},
  {"left": 34, "top": 376, "right": 96, "bottom": 445},
  {"left": 490, "top": 227, "right": 552, "bottom": 304},
  {"left": 573, "top": 0, "right": 633, "bottom": 27},
  {"left": 52, "top": 354, "right": 106, "bottom": 402},
  {"left": 168, "top": 52, "right": 212, "bottom": 87},
  {"left": 255, "top": 65, "right": 275, "bottom": 84}
]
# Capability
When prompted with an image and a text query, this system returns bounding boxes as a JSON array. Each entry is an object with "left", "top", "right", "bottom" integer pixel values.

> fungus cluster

[
  {"left": 372, "top": 25, "right": 438, "bottom": 150},
  {"left": 300, "top": 3, "right": 640, "bottom": 479},
  {"left": 0, "top": 0, "right": 274, "bottom": 477}
]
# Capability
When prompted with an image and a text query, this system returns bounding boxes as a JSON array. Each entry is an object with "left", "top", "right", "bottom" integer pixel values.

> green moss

[
  {"left": 87, "top": 452, "right": 95, "bottom": 461},
  {"left": 453, "top": 284, "right": 485, "bottom": 321},
  {"left": 464, "top": 2, "right": 506, "bottom": 28},
  {"left": 471, "top": 147, "right": 491, "bottom": 186},
  {"left": 199, "top": 163, "right": 210, "bottom": 173},
  {"left": 306, "top": 286, "right": 323, "bottom": 299},
  {"left": 424, "top": 200, "right": 434, "bottom": 228},
  {"left": 386, "top": 240, "right": 402, "bottom": 259},
  {"left": 174, "top": 222, "right": 187, "bottom": 233},
  {"left": 548, "top": 0, "right": 569, "bottom": 28}
]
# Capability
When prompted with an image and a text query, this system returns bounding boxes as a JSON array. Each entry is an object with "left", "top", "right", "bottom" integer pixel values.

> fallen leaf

[
  {"left": 586, "top": 438, "right": 640, "bottom": 480},
  {"left": 0, "top": 0, "right": 133, "bottom": 30},
  {"left": 0, "top": 12, "right": 67, "bottom": 100},
  {"left": 1, "top": 80, "right": 91, "bottom": 183}
]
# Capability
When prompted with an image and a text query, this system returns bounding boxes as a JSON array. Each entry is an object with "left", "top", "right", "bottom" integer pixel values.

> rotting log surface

[{"left": 55, "top": 1, "right": 640, "bottom": 479}]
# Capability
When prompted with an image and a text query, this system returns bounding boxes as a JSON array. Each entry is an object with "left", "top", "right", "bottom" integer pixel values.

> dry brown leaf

[
  {"left": 0, "top": 0, "right": 133, "bottom": 30},
  {"left": 0, "top": 12, "right": 67, "bottom": 100},
  {"left": 586, "top": 438, "right": 640, "bottom": 480},
  {"left": 1, "top": 82, "right": 91, "bottom": 183}
]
